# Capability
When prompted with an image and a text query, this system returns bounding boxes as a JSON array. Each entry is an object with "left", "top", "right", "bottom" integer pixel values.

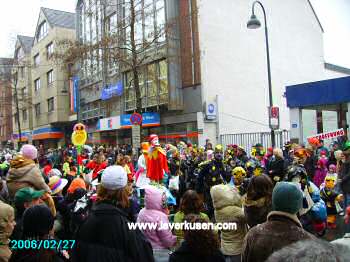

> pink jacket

[{"left": 137, "top": 185, "right": 176, "bottom": 249}]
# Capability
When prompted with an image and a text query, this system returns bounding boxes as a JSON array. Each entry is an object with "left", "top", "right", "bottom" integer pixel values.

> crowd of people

[{"left": 0, "top": 135, "right": 350, "bottom": 262}]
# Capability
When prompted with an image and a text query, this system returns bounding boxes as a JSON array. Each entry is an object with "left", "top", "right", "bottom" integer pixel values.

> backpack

[{"left": 70, "top": 192, "right": 93, "bottom": 233}]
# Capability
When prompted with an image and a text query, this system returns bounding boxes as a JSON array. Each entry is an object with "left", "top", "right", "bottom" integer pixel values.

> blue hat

[{"left": 272, "top": 182, "right": 303, "bottom": 214}]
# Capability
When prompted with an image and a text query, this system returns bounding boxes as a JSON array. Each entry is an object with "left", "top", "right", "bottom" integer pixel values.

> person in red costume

[
  {"left": 86, "top": 153, "right": 108, "bottom": 179},
  {"left": 147, "top": 134, "right": 169, "bottom": 182}
]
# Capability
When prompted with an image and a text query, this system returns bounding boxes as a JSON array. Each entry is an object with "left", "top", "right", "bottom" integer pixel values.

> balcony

[{"left": 81, "top": 107, "right": 106, "bottom": 120}]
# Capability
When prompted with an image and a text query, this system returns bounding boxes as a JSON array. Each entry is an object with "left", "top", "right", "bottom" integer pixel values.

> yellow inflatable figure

[{"left": 72, "top": 123, "right": 87, "bottom": 146}]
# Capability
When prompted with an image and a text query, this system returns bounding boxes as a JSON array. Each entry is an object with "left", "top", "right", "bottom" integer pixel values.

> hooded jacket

[
  {"left": 242, "top": 195, "right": 272, "bottom": 228},
  {"left": 0, "top": 200, "right": 15, "bottom": 262},
  {"left": 6, "top": 156, "right": 50, "bottom": 198},
  {"left": 210, "top": 184, "right": 247, "bottom": 256},
  {"left": 73, "top": 200, "right": 154, "bottom": 262},
  {"left": 137, "top": 185, "right": 176, "bottom": 249}
]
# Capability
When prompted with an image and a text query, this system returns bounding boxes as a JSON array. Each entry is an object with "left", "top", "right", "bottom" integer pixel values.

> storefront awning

[
  {"left": 286, "top": 76, "right": 350, "bottom": 108},
  {"left": 32, "top": 127, "right": 64, "bottom": 140}
]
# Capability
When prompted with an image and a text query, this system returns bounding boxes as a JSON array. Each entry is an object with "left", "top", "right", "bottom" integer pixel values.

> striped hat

[{"left": 48, "top": 176, "right": 68, "bottom": 195}]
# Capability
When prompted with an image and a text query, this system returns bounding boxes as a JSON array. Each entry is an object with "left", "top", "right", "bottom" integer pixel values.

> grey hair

[{"left": 266, "top": 238, "right": 350, "bottom": 262}]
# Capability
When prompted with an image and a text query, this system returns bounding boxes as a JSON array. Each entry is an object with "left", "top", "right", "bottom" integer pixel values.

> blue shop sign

[
  {"left": 121, "top": 112, "right": 160, "bottom": 128},
  {"left": 100, "top": 80, "right": 123, "bottom": 100}
]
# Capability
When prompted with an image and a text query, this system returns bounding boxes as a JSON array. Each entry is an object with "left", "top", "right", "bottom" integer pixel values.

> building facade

[
  {"left": 196, "top": 0, "right": 348, "bottom": 146},
  {"left": 0, "top": 58, "right": 14, "bottom": 148},
  {"left": 75, "top": 0, "right": 201, "bottom": 145},
  {"left": 29, "top": 8, "right": 76, "bottom": 148},
  {"left": 11, "top": 36, "right": 34, "bottom": 148}
]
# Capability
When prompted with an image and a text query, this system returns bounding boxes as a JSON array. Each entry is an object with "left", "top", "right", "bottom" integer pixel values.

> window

[
  {"left": 108, "top": 13, "right": 118, "bottom": 35},
  {"left": 21, "top": 87, "right": 27, "bottom": 100},
  {"left": 124, "top": 59, "right": 168, "bottom": 110},
  {"left": 14, "top": 113, "right": 19, "bottom": 124},
  {"left": 20, "top": 67, "right": 24, "bottom": 78},
  {"left": 15, "top": 47, "right": 24, "bottom": 60},
  {"left": 23, "top": 86, "right": 28, "bottom": 96},
  {"left": 22, "top": 109, "right": 27, "bottom": 121},
  {"left": 35, "top": 103, "right": 41, "bottom": 116},
  {"left": 46, "top": 42, "right": 53, "bottom": 59},
  {"left": 47, "top": 70, "right": 53, "bottom": 85},
  {"left": 37, "top": 21, "right": 48, "bottom": 41},
  {"left": 147, "top": 63, "right": 157, "bottom": 106},
  {"left": 47, "top": 97, "right": 54, "bottom": 112},
  {"left": 158, "top": 59, "right": 168, "bottom": 103},
  {"left": 123, "top": 0, "right": 166, "bottom": 48},
  {"left": 34, "top": 54, "right": 40, "bottom": 67},
  {"left": 34, "top": 78, "right": 40, "bottom": 91}
]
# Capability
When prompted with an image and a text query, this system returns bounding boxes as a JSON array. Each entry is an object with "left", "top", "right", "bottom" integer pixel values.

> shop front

[
  {"left": 94, "top": 112, "right": 199, "bottom": 146},
  {"left": 32, "top": 127, "right": 65, "bottom": 149},
  {"left": 286, "top": 76, "right": 350, "bottom": 144}
]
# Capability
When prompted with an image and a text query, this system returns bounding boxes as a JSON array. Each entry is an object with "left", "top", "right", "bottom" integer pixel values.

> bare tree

[{"left": 54, "top": 0, "right": 184, "bottom": 115}]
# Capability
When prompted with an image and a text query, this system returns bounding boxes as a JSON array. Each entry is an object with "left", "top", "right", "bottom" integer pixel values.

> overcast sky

[{"left": 0, "top": 0, "right": 349, "bottom": 68}]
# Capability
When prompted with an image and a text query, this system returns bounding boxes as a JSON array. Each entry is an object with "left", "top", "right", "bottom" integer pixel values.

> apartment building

[
  {"left": 0, "top": 58, "right": 14, "bottom": 148},
  {"left": 30, "top": 8, "right": 76, "bottom": 148},
  {"left": 75, "top": 0, "right": 201, "bottom": 145},
  {"left": 11, "top": 36, "right": 34, "bottom": 148}
]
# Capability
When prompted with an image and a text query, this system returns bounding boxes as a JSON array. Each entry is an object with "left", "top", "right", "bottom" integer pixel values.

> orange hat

[
  {"left": 294, "top": 148, "right": 310, "bottom": 158},
  {"left": 141, "top": 142, "right": 150, "bottom": 153},
  {"left": 308, "top": 137, "right": 320, "bottom": 146},
  {"left": 67, "top": 177, "right": 86, "bottom": 194}
]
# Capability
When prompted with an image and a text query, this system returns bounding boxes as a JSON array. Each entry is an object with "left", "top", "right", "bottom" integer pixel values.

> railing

[
  {"left": 220, "top": 130, "right": 290, "bottom": 155},
  {"left": 81, "top": 108, "right": 106, "bottom": 120}
]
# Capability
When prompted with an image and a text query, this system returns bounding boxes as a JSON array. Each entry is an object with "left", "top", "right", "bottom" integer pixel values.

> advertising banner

[{"left": 121, "top": 112, "right": 160, "bottom": 128}]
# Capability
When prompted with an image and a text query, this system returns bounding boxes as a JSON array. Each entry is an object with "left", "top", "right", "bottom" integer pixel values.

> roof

[
  {"left": 325, "top": 63, "right": 350, "bottom": 75},
  {"left": 41, "top": 7, "right": 75, "bottom": 29},
  {"left": 307, "top": 0, "right": 324, "bottom": 33},
  {"left": 17, "top": 35, "right": 34, "bottom": 53},
  {"left": 285, "top": 76, "right": 350, "bottom": 108}
]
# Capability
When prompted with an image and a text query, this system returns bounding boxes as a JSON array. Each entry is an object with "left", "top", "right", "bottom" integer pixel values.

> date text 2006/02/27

[{"left": 9, "top": 240, "right": 75, "bottom": 250}]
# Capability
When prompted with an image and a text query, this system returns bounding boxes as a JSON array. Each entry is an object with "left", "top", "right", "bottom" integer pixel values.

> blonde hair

[
  {"left": 273, "top": 148, "right": 284, "bottom": 159},
  {"left": 334, "top": 150, "right": 343, "bottom": 161}
]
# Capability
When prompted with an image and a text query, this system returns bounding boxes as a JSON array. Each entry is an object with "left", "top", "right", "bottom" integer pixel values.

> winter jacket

[
  {"left": 173, "top": 211, "right": 209, "bottom": 247},
  {"left": 0, "top": 200, "right": 14, "bottom": 262},
  {"left": 169, "top": 241, "right": 225, "bottom": 262},
  {"left": 9, "top": 248, "right": 65, "bottom": 262},
  {"left": 73, "top": 200, "right": 154, "bottom": 262},
  {"left": 241, "top": 211, "right": 315, "bottom": 262},
  {"left": 242, "top": 195, "right": 272, "bottom": 228},
  {"left": 340, "top": 161, "right": 350, "bottom": 193},
  {"left": 6, "top": 157, "right": 50, "bottom": 198},
  {"left": 266, "top": 157, "right": 285, "bottom": 183},
  {"left": 313, "top": 168, "right": 328, "bottom": 188},
  {"left": 137, "top": 185, "right": 176, "bottom": 249},
  {"left": 211, "top": 184, "right": 247, "bottom": 256}
]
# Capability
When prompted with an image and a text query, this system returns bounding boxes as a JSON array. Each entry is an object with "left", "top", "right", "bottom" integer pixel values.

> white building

[{"left": 196, "top": 0, "right": 348, "bottom": 146}]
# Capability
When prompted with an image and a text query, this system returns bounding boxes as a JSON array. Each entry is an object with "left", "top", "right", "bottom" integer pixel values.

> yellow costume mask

[
  {"left": 325, "top": 176, "right": 336, "bottom": 190},
  {"left": 232, "top": 167, "right": 246, "bottom": 185}
]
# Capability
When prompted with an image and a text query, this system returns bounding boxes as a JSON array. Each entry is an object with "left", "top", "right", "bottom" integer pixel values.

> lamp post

[{"left": 247, "top": 1, "right": 275, "bottom": 148}]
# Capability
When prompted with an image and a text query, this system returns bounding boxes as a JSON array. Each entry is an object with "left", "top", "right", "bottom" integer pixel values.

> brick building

[{"left": 0, "top": 58, "right": 14, "bottom": 148}]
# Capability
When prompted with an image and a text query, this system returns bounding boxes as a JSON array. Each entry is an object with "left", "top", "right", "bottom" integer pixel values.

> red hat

[{"left": 149, "top": 134, "right": 160, "bottom": 146}]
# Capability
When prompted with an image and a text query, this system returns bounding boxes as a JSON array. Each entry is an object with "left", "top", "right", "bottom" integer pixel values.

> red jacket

[{"left": 87, "top": 161, "right": 108, "bottom": 179}]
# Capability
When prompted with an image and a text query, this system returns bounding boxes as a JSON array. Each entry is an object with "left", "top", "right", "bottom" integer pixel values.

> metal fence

[{"left": 220, "top": 130, "right": 290, "bottom": 155}]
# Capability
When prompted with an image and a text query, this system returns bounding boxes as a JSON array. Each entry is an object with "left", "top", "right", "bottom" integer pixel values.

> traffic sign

[
  {"left": 269, "top": 106, "right": 280, "bottom": 130},
  {"left": 130, "top": 113, "right": 142, "bottom": 125},
  {"left": 132, "top": 125, "right": 141, "bottom": 148}
]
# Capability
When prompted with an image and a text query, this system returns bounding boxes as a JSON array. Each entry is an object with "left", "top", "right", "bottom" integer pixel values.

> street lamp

[{"left": 247, "top": 1, "right": 276, "bottom": 148}]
